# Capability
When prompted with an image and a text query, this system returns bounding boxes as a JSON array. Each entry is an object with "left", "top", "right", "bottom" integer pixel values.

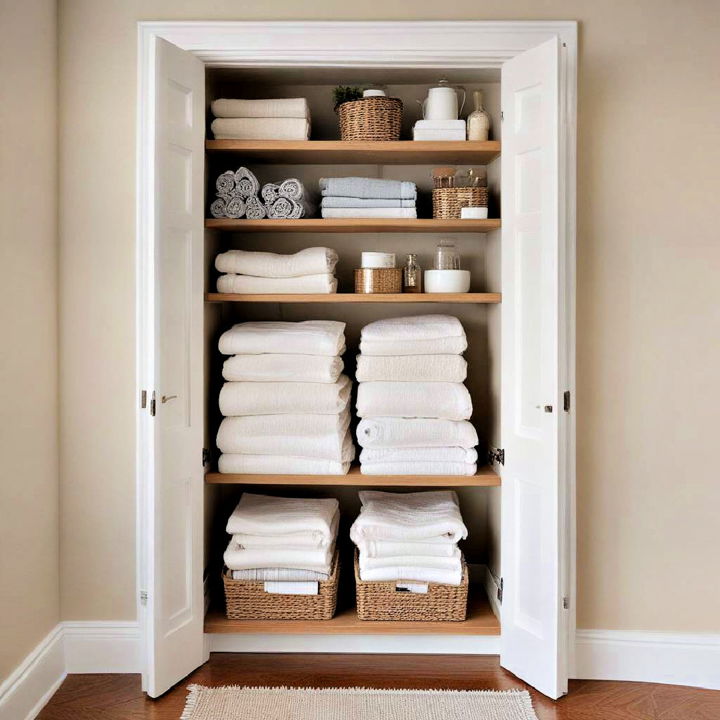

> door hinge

[
  {"left": 500, "top": 110, "right": 504, "bottom": 122},
  {"left": 149, "top": 391, "right": 156, "bottom": 417},
  {"left": 563, "top": 596, "right": 570, "bottom": 610},
  {"left": 140, "top": 390, "right": 147, "bottom": 409},
  {"left": 563, "top": 390, "right": 571, "bottom": 412},
  {"left": 488, "top": 447, "right": 505, "bottom": 466},
  {"left": 497, "top": 577, "right": 504, "bottom": 604},
  {"left": 140, "top": 590, "right": 148, "bottom": 606},
  {"left": 202, "top": 448, "right": 211, "bottom": 466}
]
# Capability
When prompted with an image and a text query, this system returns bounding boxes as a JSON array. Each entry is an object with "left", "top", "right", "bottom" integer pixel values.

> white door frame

[{"left": 136, "top": 19, "right": 577, "bottom": 687}]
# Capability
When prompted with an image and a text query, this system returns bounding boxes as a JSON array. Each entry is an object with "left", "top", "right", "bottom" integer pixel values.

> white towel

[
  {"left": 211, "top": 98, "right": 310, "bottom": 119},
  {"left": 413, "top": 129, "right": 467, "bottom": 141},
  {"left": 360, "top": 461, "right": 477, "bottom": 476},
  {"left": 224, "top": 538, "right": 334, "bottom": 572},
  {"left": 232, "top": 513, "right": 339, "bottom": 550},
  {"left": 219, "top": 454, "right": 351, "bottom": 475},
  {"left": 320, "top": 177, "right": 417, "bottom": 200},
  {"left": 215, "top": 247, "right": 338, "bottom": 278},
  {"left": 211, "top": 117, "right": 310, "bottom": 140},
  {"left": 223, "top": 354, "right": 343, "bottom": 383},
  {"left": 218, "top": 321, "right": 346, "bottom": 357},
  {"left": 361, "top": 314, "right": 465, "bottom": 344},
  {"left": 355, "top": 354, "right": 467, "bottom": 383},
  {"left": 226, "top": 493, "right": 339, "bottom": 538},
  {"left": 216, "top": 411, "right": 351, "bottom": 440},
  {"left": 356, "top": 418, "right": 478, "bottom": 449},
  {"left": 360, "top": 447, "right": 478, "bottom": 464},
  {"left": 321, "top": 208, "right": 417, "bottom": 219},
  {"left": 357, "top": 538, "right": 458, "bottom": 558},
  {"left": 358, "top": 564, "right": 463, "bottom": 585},
  {"left": 356, "top": 382, "right": 472, "bottom": 420},
  {"left": 321, "top": 196, "right": 416, "bottom": 208},
  {"left": 217, "top": 273, "right": 337, "bottom": 295},
  {"left": 360, "top": 336, "right": 467, "bottom": 356},
  {"left": 350, "top": 490, "right": 468, "bottom": 543},
  {"left": 264, "top": 581, "right": 319, "bottom": 595},
  {"left": 360, "top": 549, "right": 461, "bottom": 571},
  {"left": 220, "top": 375, "right": 351, "bottom": 416},
  {"left": 230, "top": 567, "right": 329, "bottom": 581}
]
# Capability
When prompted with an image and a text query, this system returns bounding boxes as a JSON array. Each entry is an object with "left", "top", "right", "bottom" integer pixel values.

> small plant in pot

[
  {"left": 333, "top": 86, "right": 363, "bottom": 111},
  {"left": 332, "top": 85, "right": 402, "bottom": 142}
]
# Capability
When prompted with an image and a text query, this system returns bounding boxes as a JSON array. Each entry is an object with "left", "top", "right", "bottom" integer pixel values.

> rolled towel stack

[
  {"left": 210, "top": 167, "right": 265, "bottom": 219},
  {"left": 319, "top": 177, "right": 417, "bottom": 219},
  {"left": 224, "top": 493, "right": 339, "bottom": 593},
  {"left": 350, "top": 490, "right": 468, "bottom": 585},
  {"left": 261, "top": 178, "right": 312, "bottom": 219},
  {"left": 217, "top": 320, "right": 354, "bottom": 475},
  {"left": 210, "top": 98, "right": 310, "bottom": 140},
  {"left": 215, "top": 247, "right": 339, "bottom": 294},
  {"left": 355, "top": 315, "right": 478, "bottom": 476}
]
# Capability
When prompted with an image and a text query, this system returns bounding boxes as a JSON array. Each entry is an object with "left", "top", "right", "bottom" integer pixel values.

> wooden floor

[{"left": 37, "top": 653, "right": 720, "bottom": 719}]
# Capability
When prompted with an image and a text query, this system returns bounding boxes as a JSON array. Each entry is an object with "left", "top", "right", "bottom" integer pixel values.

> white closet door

[
  {"left": 500, "top": 36, "right": 567, "bottom": 699},
  {"left": 146, "top": 37, "right": 206, "bottom": 697}
]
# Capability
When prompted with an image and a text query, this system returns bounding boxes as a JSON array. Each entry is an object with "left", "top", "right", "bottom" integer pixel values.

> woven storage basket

[
  {"left": 354, "top": 551, "right": 468, "bottom": 622},
  {"left": 337, "top": 97, "right": 403, "bottom": 141},
  {"left": 354, "top": 268, "right": 403, "bottom": 294},
  {"left": 223, "top": 552, "right": 339, "bottom": 620},
  {"left": 433, "top": 187, "right": 488, "bottom": 219}
]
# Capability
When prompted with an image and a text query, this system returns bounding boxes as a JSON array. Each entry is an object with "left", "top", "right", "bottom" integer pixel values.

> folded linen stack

[
  {"left": 217, "top": 320, "right": 354, "bottom": 474},
  {"left": 413, "top": 119, "right": 467, "bottom": 141},
  {"left": 355, "top": 315, "right": 478, "bottom": 476},
  {"left": 215, "top": 247, "right": 339, "bottom": 294},
  {"left": 210, "top": 98, "right": 310, "bottom": 140},
  {"left": 350, "top": 490, "right": 468, "bottom": 585},
  {"left": 319, "top": 177, "right": 417, "bottom": 219},
  {"left": 224, "top": 493, "right": 339, "bottom": 593},
  {"left": 210, "top": 167, "right": 265, "bottom": 219}
]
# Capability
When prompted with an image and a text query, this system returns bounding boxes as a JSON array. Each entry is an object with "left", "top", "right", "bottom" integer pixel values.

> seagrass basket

[
  {"left": 337, "top": 97, "right": 403, "bottom": 141},
  {"left": 354, "top": 551, "right": 468, "bottom": 622},
  {"left": 223, "top": 552, "right": 339, "bottom": 620},
  {"left": 354, "top": 268, "right": 403, "bottom": 294},
  {"left": 432, "top": 187, "right": 488, "bottom": 219}
]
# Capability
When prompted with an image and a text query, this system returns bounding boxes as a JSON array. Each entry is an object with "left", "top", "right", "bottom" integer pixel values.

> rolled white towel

[
  {"left": 211, "top": 98, "right": 310, "bottom": 119},
  {"left": 359, "top": 447, "right": 478, "bottom": 464},
  {"left": 356, "top": 381, "right": 472, "bottom": 421},
  {"left": 216, "top": 248, "right": 338, "bottom": 278},
  {"left": 356, "top": 417, "right": 478, "bottom": 449},
  {"left": 219, "top": 453, "right": 350, "bottom": 476},
  {"left": 355, "top": 354, "right": 467, "bottom": 383},
  {"left": 218, "top": 320, "right": 346, "bottom": 357},
  {"left": 216, "top": 411, "right": 351, "bottom": 440},
  {"left": 209, "top": 197, "right": 228, "bottom": 218},
  {"left": 217, "top": 273, "right": 337, "bottom": 295},
  {"left": 360, "top": 461, "right": 477, "bottom": 476},
  {"left": 222, "top": 353, "right": 343, "bottom": 383},
  {"left": 357, "top": 538, "right": 458, "bottom": 558},
  {"left": 244, "top": 195, "right": 266, "bottom": 220},
  {"left": 224, "top": 196, "right": 246, "bottom": 219},
  {"left": 219, "top": 375, "right": 351, "bottom": 416},
  {"left": 360, "top": 548, "right": 461, "bottom": 571},
  {"left": 279, "top": 178, "right": 304, "bottom": 201},
  {"left": 233, "top": 167, "right": 261, "bottom": 198},
  {"left": 215, "top": 170, "right": 236, "bottom": 195},
  {"left": 212, "top": 117, "right": 310, "bottom": 141},
  {"left": 224, "top": 538, "right": 334, "bottom": 572},
  {"left": 358, "top": 565, "right": 463, "bottom": 586}
]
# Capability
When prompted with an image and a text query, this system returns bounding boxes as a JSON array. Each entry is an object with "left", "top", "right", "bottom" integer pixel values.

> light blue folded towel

[
  {"left": 320, "top": 196, "right": 416, "bottom": 208},
  {"left": 319, "top": 177, "right": 417, "bottom": 200}
]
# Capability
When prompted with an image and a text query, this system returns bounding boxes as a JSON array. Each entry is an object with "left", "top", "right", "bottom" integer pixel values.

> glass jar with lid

[{"left": 434, "top": 239, "right": 461, "bottom": 270}]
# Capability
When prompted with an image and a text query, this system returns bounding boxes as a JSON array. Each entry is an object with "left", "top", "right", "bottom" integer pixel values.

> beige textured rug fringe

[{"left": 181, "top": 684, "right": 538, "bottom": 719}]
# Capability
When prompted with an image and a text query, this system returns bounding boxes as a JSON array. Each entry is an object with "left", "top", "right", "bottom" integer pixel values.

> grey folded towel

[
  {"left": 319, "top": 176, "right": 417, "bottom": 200},
  {"left": 321, "top": 196, "right": 416, "bottom": 208}
]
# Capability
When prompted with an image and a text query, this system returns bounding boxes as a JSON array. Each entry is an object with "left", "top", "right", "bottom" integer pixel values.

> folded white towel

[
  {"left": 360, "top": 549, "right": 461, "bottom": 571},
  {"left": 211, "top": 117, "right": 310, "bottom": 140},
  {"left": 226, "top": 493, "right": 339, "bottom": 538},
  {"left": 223, "top": 354, "right": 344, "bottom": 383},
  {"left": 350, "top": 490, "right": 468, "bottom": 543},
  {"left": 264, "top": 581, "right": 319, "bottom": 595},
  {"left": 360, "top": 447, "right": 478, "bottom": 464},
  {"left": 220, "top": 375, "right": 351, "bottom": 416},
  {"left": 356, "top": 382, "right": 472, "bottom": 420},
  {"left": 219, "top": 321, "right": 346, "bottom": 357},
  {"left": 360, "top": 461, "right": 477, "bottom": 476},
  {"left": 358, "top": 538, "right": 458, "bottom": 558},
  {"left": 413, "top": 129, "right": 467, "bottom": 141},
  {"left": 211, "top": 98, "right": 310, "bottom": 119},
  {"left": 320, "top": 177, "right": 417, "bottom": 200},
  {"left": 217, "top": 273, "right": 337, "bottom": 294},
  {"left": 224, "top": 538, "right": 334, "bottom": 572},
  {"left": 230, "top": 567, "right": 329, "bottom": 581},
  {"left": 414, "top": 120, "right": 467, "bottom": 130},
  {"left": 232, "top": 512, "right": 339, "bottom": 550},
  {"left": 321, "top": 196, "right": 416, "bottom": 208},
  {"left": 356, "top": 417, "right": 478, "bottom": 449},
  {"left": 358, "top": 565, "right": 463, "bottom": 585},
  {"left": 216, "top": 411, "right": 350, "bottom": 441},
  {"left": 215, "top": 247, "right": 338, "bottom": 278},
  {"left": 362, "top": 314, "right": 465, "bottom": 343},
  {"left": 219, "top": 454, "right": 351, "bottom": 475},
  {"left": 321, "top": 208, "right": 417, "bottom": 219},
  {"left": 355, "top": 354, "right": 467, "bottom": 383},
  {"left": 360, "top": 336, "right": 467, "bottom": 356}
]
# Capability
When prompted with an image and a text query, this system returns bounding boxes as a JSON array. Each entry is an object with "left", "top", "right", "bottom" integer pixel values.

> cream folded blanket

[
  {"left": 264, "top": 581, "right": 319, "bottom": 595},
  {"left": 360, "top": 315, "right": 466, "bottom": 358},
  {"left": 320, "top": 177, "right": 417, "bottom": 200},
  {"left": 216, "top": 411, "right": 351, "bottom": 440},
  {"left": 360, "top": 549, "right": 461, "bottom": 571},
  {"left": 232, "top": 512, "right": 339, "bottom": 550},
  {"left": 321, "top": 208, "right": 416, "bottom": 219},
  {"left": 223, "top": 354, "right": 344, "bottom": 383},
  {"left": 357, "top": 538, "right": 458, "bottom": 558},
  {"left": 230, "top": 567, "right": 329, "bottom": 581},
  {"left": 224, "top": 538, "right": 334, "bottom": 572},
  {"left": 356, "top": 354, "right": 467, "bottom": 383},
  {"left": 211, "top": 117, "right": 310, "bottom": 140},
  {"left": 360, "top": 447, "right": 478, "bottom": 464},
  {"left": 215, "top": 247, "right": 338, "bottom": 278},
  {"left": 356, "top": 382, "right": 472, "bottom": 420},
  {"left": 219, "top": 454, "right": 351, "bottom": 475},
  {"left": 358, "top": 565, "right": 463, "bottom": 585},
  {"left": 211, "top": 98, "right": 310, "bottom": 119},
  {"left": 217, "top": 273, "right": 337, "bottom": 294},
  {"left": 361, "top": 461, "right": 477, "bottom": 476},
  {"left": 220, "top": 375, "right": 351, "bottom": 416},
  {"left": 219, "top": 321, "right": 346, "bottom": 356},
  {"left": 357, "top": 417, "right": 478, "bottom": 449}
]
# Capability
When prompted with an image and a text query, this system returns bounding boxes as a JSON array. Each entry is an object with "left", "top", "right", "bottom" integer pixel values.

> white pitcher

[{"left": 418, "top": 80, "right": 466, "bottom": 121}]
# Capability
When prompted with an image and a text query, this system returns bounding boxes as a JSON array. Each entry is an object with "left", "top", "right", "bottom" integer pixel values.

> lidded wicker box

[
  {"left": 432, "top": 187, "right": 489, "bottom": 220},
  {"left": 337, "top": 97, "right": 403, "bottom": 141}
]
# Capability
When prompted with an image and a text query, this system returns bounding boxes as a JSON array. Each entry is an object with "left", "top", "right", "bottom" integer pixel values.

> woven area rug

[{"left": 181, "top": 685, "right": 539, "bottom": 719}]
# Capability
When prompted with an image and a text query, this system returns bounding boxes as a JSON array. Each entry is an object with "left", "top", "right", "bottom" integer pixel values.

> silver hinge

[
  {"left": 563, "top": 391, "right": 571, "bottom": 412},
  {"left": 140, "top": 590, "right": 148, "bottom": 606},
  {"left": 488, "top": 447, "right": 505, "bottom": 466},
  {"left": 500, "top": 110, "right": 504, "bottom": 122},
  {"left": 563, "top": 596, "right": 570, "bottom": 610},
  {"left": 140, "top": 390, "right": 147, "bottom": 409},
  {"left": 497, "top": 577, "right": 504, "bottom": 604},
  {"left": 149, "top": 391, "right": 156, "bottom": 417},
  {"left": 202, "top": 448, "right": 211, "bottom": 466}
]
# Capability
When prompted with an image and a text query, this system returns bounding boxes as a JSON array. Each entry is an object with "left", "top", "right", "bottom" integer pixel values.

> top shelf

[{"left": 205, "top": 140, "right": 501, "bottom": 165}]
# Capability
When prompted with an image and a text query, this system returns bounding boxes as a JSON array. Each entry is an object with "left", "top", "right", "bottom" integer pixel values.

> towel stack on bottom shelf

[
  {"left": 217, "top": 320, "right": 354, "bottom": 475},
  {"left": 319, "top": 177, "right": 417, "bottom": 219},
  {"left": 355, "top": 315, "right": 478, "bottom": 475}
]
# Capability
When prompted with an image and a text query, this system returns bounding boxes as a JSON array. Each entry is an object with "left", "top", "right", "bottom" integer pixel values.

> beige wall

[
  {"left": 0, "top": 0, "right": 59, "bottom": 682},
  {"left": 58, "top": 0, "right": 720, "bottom": 631}
]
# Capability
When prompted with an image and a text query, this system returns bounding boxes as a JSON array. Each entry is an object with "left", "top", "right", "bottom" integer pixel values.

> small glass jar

[
  {"left": 403, "top": 253, "right": 422, "bottom": 293},
  {"left": 435, "top": 240, "right": 461, "bottom": 270}
]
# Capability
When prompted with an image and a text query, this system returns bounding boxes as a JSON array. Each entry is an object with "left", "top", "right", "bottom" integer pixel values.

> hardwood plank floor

[{"left": 36, "top": 653, "right": 720, "bottom": 719}]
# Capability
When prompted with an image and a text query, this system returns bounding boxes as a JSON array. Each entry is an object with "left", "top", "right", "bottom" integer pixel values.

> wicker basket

[
  {"left": 433, "top": 187, "right": 489, "bottom": 219},
  {"left": 337, "top": 97, "right": 403, "bottom": 141},
  {"left": 223, "top": 552, "right": 339, "bottom": 620},
  {"left": 354, "top": 551, "right": 468, "bottom": 622},
  {"left": 354, "top": 268, "right": 403, "bottom": 294}
]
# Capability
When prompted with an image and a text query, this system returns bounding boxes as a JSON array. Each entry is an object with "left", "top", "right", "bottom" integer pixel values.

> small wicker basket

[
  {"left": 354, "top": 551, "right": 469, "bottom": 622},
  {"left": 354, "top": 268, "right": 403, "bottom": 294},
  {"left": 433, "top": 187, "right": 488, "bottom": 219},
  {"left": 223, "top": 552, "right": 339, "bottom": 620},
  {"left": 337, "top": 97, "right": 403, "bottom": 141}
]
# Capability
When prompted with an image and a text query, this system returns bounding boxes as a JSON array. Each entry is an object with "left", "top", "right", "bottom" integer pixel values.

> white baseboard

[{"left": 575, "top": 629, "right": 720, "bottom": 690}]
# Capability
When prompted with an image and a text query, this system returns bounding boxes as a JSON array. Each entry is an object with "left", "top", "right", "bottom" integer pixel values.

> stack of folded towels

[
  {"left": 215, "top": 247, "right": 339, "bottom": 294},
  {"left": 355, "top": 315, "right": 478, "bottom": 475},
  {"left": 217, "top": 320, "right": 354, "bottom": 475},
  {"left": 350, "top": 490, "right": 468, "bottom": 585},
  {"left": 319, "top": 177, "right": 417, "bottom": 219},
  {"left": 224, "top": 493, "right": 339, "bottom": 593},
  {"left": 210, "top": 98, "right": 310, "bottom": 140}
]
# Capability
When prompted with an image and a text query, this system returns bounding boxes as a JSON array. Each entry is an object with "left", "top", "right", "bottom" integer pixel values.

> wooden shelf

[
  {"left": 205, "top": 218, "right": 500, "bottom": 233},
  {"left": 204, "top": 588, "right": 499, "bottom": 636},
  {"left": 206, "top": 292, "right": 501, "bottom": 304},
  {"left": 205, "top": 140, "right": 501, "bottom": 165},
  {"left": 205, "top": 465, "right": 500, "bottom": 487}
]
